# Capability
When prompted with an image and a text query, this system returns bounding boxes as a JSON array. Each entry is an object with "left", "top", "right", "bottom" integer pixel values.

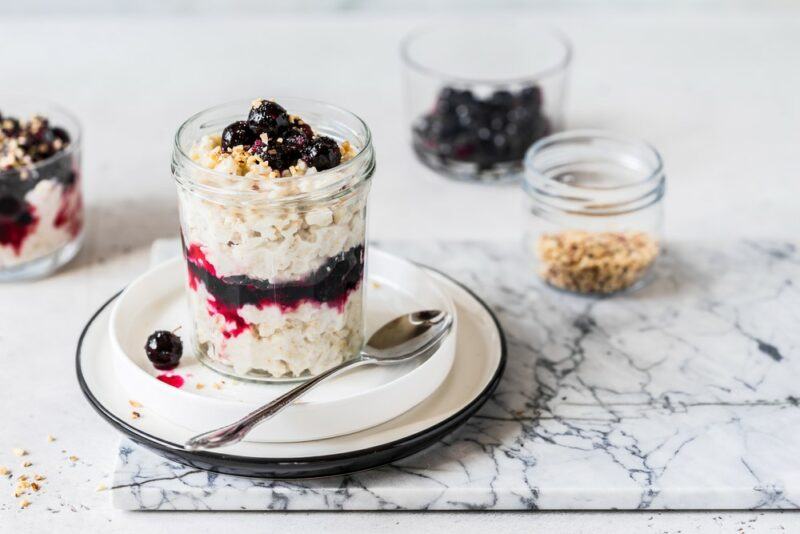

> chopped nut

[
  {"left": 12, "top": 448, "right": 27, "bottom": 457},
  {"left": 18, "top": 474, "right": 28, "bottom": 481},
  {"left": 30, "top": 482, "right": 40, "bottom": 492},
  {"left": 19, "top": 499, "right": 30, "bottom": 509},
  {"left": 195, "top": 383, "right": 205, "bottom": 390},
  {"left": 131, "top": 411, "right": 141, "bottom": 419},
  {"left": 21, "top": 461, "right": 32, "bottom": 468},
  {"left": 128, "top": 400, "right": 142, "bottom": 408},
  {"left": 14, "top": 477, "right": 31, "bottom": 497},
  {"left": 213, "top": 382, "right": 223, "bottom": 390},
  {"left": 33, "top": 474, "right": 45, "bottom": 481},
  {"left": 46, "top": 435, "right": 56, "bottom": 443},
  {"left": 536, "top": 230, "right": 659, "bottom": 294},
  {"left": 0, "top": 466, "right": 10, "bottom": 477},
  {"left": 68, "top": 455, "right": 79, "bottom": 462}
]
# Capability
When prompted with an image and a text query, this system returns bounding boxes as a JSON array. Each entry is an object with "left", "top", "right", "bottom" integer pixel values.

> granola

[{"left": 536, "top": 230, "right": 659, "bottom": 294}]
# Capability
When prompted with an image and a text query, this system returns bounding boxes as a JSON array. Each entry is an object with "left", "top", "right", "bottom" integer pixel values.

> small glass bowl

[
  {"left": 522, "top": 130, "right": 666, "bottom": 296},
  {"left": 0, "top": 98, "right": 84, "bottom": 282},
  {"left": 402, "top": 22, "right": 571, "bottom": 184}
]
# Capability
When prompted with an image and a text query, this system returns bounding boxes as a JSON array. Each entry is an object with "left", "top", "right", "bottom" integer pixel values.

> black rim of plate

[{"left": 76, "top": 265, "right": 507, "bottom": 479}]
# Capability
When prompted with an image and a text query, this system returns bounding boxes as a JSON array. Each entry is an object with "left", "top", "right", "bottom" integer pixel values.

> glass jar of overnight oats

[
  {"left": 0, "top": 99, "right": 84, "bottom": 282},
  {"left": 523, "top": 130, "right": 665, "bottom": 295},
  {"left": 172, "top": 98, "right": 375, "bottom": 381}
]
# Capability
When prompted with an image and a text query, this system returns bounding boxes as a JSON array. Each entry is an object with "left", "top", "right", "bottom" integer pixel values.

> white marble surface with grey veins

[{"left": 112, "top": 239, "right": 800, "bottom": 511}]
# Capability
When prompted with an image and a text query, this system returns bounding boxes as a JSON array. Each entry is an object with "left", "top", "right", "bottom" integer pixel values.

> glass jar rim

[
  {"left": 524, "top": 129, "right": 664, "bottom": 192},
  {"left": 523, "top": 130, "right": 665, "bottom": 216},
  {"left": 400, "top": 22, "right": 573, "bottom": 85},
  {"left": 0, "top": 98, "right": 82, "bottom": 179},
  {"left": 172, "top": 97, "right": 374, "bottom": 201}
]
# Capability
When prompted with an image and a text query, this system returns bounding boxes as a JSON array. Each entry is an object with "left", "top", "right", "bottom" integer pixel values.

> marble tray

[{"left": 111, "top": 239, "right": 800, "bottom": 510}]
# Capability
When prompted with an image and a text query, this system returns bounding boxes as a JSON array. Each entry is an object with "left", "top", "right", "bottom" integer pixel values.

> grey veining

[{"left": 113, "top": 240, "right": 800, "bottom": 510}]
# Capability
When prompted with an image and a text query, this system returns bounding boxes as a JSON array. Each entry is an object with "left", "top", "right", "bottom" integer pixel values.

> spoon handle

[{"left": 184, "top": 356, "right": 375, "bottom": 451}]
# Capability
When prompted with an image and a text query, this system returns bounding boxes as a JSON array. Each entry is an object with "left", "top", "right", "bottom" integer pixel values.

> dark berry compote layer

[
  {"left": 0, "top": 111, "right": 82, "bottom": 267},
  {"left": 412, "top": 86, "right": 550, "bottom": 179},
  {"left": 178, "top": 99, "right": 367, "bottom": 378},
  {"left": 184, "top": 242, "right": 364, "bottom": 338}
]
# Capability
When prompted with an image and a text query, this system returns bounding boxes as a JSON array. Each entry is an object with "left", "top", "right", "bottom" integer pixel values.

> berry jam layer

[{"left": 185, "top": 242, "right": 365, "bottom": 316}]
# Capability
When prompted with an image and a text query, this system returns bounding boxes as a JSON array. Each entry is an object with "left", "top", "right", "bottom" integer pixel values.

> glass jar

[
  {"left": 0, "top": 98, "right": 84, "bottom": 282},
  {"left": 523, "top": 130, "right": 666, "bottom": 295},
  {"left": 172, "top": 98, "right": 375, "bottom": 382},
  {"left": 401, "top": 22, "right": 571, "bottom": 183}
]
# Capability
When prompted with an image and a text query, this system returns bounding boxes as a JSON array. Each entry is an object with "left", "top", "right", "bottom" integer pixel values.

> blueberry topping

[
  {"left": 302, "top": 136, "right": 341, "bottom": 171},
  {"left": 247, "top": 100, "right": 290, "bottom": 136},
  {"left": 292, "top": 121, "right": 314, "bottom": 140},
  {"left": 221, "top": 120, "right": 258, "bottom": 151},
  {"left": 1, "top": 112, "right": 71, "bottom": 168},
  {"left": 145, "top": 330, "right": 183, "bottom": 371},
  {"left": 52, "top": 127, "right": 70, "bottom": 143},
  {"left": 1, "top": 116, "right": 20, "bottom": 136},
  {"left": 281, "top": 126, "right": 311, "bottom": 154},
  {"left": 254, "top": 139, "right": 299, "bottom": 172}
]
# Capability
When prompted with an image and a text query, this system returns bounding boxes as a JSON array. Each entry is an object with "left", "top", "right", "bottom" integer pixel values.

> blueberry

[
  {"left": 52, "top": 127, "right": 70, "bottom": 144},
  {"left": 28, "top": 116, "right": 52, "bottom": 143},
  {"left": 288, "top": 118, "right": 314, "bottom": 139},
  {"left": 247, "top": 100, "right": 290, "bottom": 136},
  {"left": 221, "top": 120, "right": 258, "bottom": 151},
  {"left": 145, "top": 330, "right": 183, "bottom": 371},
  {"left": 1, "top": 116, "right": 20, "bottom": 136},
  {"left": 255, "top": 139, "right": 299, "bottom": 171},
  {"left": 281, "top": 126, "right": 311, "bottom": 154},
  {"left": 302, "top": 136, "right": 341, "bottom": 171},
  {"left": 519, "top": 86, "right": 543, "bottom": 109},
  {"left": 0, "top": 196, "right": 21, "bottom": 218},
  {"left": 489, "top": 90, "right": 514, "bottom": 109}
]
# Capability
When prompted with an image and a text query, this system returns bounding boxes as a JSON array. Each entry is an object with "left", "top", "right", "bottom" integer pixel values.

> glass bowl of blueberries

[{"left": 402, "top": 22, "right": 571, "bottom": 183}]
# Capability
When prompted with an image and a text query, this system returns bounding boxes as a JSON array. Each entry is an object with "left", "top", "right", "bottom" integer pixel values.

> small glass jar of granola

[
  {"left": 0, "top": 98, "right": 84, "bottom": 282},
  {"left": 523, "top": 130, "right": 665, "bottom": 295},
  {"left": 172, "top": 98, "right": 375, "bottom": 381}
]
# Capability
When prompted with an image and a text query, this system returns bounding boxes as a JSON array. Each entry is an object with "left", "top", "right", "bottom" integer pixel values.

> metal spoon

[{"left": 184, "top": 309, "right": 453, "bottom": 451}]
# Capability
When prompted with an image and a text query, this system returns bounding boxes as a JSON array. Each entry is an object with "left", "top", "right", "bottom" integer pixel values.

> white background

[{"left": 1, "top": 1, "right": 800, "bottom": 532}]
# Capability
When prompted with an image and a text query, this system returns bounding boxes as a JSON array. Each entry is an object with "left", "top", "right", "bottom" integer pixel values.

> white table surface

[{"left": 1, "top": 4, "right": 800, "bottom": 532}]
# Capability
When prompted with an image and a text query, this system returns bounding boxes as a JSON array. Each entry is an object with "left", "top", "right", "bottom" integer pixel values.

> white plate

[
  {"left": 108, "top": 249, "right": 457, "bottom": 443},
  {"left": 77, "top": 255, "right": 506, "bottom": 478}
]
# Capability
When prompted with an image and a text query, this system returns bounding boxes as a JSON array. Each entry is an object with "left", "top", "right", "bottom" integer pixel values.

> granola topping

[
  {"left": 0, "top": 112, "right": 70, "bottom": 172},
  {"left": 537, "top": 230, "right": 659, "bottom": 294}
]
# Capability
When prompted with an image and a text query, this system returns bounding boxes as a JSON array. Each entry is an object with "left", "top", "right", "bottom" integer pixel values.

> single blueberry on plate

[{"left": 145, "top": 330, "right": 183, "bottom": 371}]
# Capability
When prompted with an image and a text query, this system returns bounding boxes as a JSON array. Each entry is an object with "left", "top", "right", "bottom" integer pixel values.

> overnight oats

[
  {"left": 172, "top": 98, "right": 375, "bottom": 381},
  {"left": 0, "top": 103, "right": 83, "bottom": 281}
]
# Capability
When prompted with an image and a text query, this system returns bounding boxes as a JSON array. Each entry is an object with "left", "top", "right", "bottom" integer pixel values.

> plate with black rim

[{"left": 76, "top": 257, "right": 506, "bottom": 479}]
